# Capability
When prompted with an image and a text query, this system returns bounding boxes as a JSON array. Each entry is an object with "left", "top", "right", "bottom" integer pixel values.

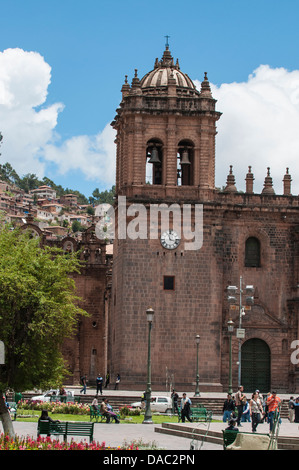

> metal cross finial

[{"left": 165, "top": 35, "right": 170, "bottom": 48}]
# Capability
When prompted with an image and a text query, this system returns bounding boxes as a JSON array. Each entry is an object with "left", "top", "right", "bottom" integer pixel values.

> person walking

[
  {"left": 288, "top": 396, "right": 295, "bottom": 423},
  {"left": 266, "top": 391, "right": 281, "bottom": 432},
  {"left": 171, "top": 389, "right": 179, "bottom": 414},
  {"left": 249, "top": 391, "right": 264, "bottom": 432},
  {"left": 180, "top": 393, "right": 192, "bottom": 423},
  {"left": 222, "top": 394, "right": 235, "bottom": 423},
  {"left": 293, "top": 397, "right": 299, "bottom": 423},
  {"left": 263, "top": 392, "right": 270, "bottom": 423},
  {"left": 80, "top": 374, "right": 87, "bottom": 394},
  {"left": 114, "top": 374, "right": 121, "bottom": 390},
  {"left": 241, "top": 397, "right": 251, "bottom": 422},
  {"left": 235, "top": 385, "right": 245, "bottom": 426},
  {"left": 96, "top": 373, "right": 103, "bottom": 396},
  {"left": 104, "top": 371, "right": 110, "bottom": 389}
]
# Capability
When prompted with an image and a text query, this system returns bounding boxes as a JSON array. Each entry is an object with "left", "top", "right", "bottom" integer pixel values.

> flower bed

[
  {"left": 0, "top": 433, "right": 139, "bottom": 450},
  {"left": 18, "top": 399, "right": 90, "bottom": 415}
]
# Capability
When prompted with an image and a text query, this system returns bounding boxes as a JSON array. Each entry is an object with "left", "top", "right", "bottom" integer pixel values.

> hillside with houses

[{"left": 0, "top": 179, "right": 111, "bottom": 241}]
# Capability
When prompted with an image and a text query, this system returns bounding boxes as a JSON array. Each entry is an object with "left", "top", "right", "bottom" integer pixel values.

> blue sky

[{"left": 1, "top": 0, "right": 299, "bottom": 197}]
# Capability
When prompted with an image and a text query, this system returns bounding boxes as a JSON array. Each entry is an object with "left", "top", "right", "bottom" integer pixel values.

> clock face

[{"left": 160, "top": 229, "right": 180, "bottom": 250}]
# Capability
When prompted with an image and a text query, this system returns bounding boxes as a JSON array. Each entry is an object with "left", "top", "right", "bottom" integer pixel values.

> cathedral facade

[
  {"left": 24, "top": 46, "right": 299, "bottom": 393},
  {"left": 108, "top": 46, "right": 299, "bottom": 394}
]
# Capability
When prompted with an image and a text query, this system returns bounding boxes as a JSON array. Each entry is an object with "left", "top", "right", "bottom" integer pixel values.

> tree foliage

[
  {"left": 0, "top": 225, "right": 88, "bottom": 394},
  {"left": 89, "top": 185, "right": 115, "bottom": 205}
]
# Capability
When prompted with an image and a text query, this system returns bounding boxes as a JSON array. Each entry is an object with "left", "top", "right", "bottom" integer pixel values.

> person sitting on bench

[{"left": 100, "top": 398, "right": 119, "bottom": 423}]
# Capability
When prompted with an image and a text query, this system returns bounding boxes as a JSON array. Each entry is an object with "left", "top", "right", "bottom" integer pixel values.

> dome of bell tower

[{"left": 139, "top": 46, "right": 199, "bottom": 97}]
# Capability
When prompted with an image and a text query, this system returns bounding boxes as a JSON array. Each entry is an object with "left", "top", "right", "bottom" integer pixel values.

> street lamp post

[
  {"left": 194, "top": 335, "right": 200, "bottom": 397},
  {"left": 227, "top": 319, "right": 234, "bottom": 395},
  {"left": 143, "top": 307, "right": 154, "bottom": 424},
  {"left": 227, "top": 277, "right": 254, "bottom": 386}
]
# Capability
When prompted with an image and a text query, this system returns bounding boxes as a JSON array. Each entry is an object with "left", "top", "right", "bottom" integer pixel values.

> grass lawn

[
  {"left": 16, "top": 411, "right": 220, "bottom": 425},
  {"left": 16, "top": 410, "right": 181, "bottom": 424}
]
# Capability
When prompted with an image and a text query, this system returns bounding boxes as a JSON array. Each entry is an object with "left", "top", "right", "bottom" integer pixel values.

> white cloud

[
  {"left": 1, "top": 48, "right": 299, "bottom": 197},
  {"left": 195, "top": 65, "right": 299, "bottom": 195},
  {"left": 0, "top": 48, "right": 64, "bottom": 177},
  {"left": 43, "top": 124, "right": 116, "bottom": 187},
  {"left": 0, "top": 48, "right": 115, "bottom": 189}
]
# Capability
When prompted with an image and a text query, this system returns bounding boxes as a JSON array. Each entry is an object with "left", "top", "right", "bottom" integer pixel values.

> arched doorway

[{"left": 241, "top": 339, "right": 271, "bottom": 393}]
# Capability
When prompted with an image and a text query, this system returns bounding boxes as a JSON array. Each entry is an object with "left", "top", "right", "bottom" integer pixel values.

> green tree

[
  {"left": 17, "top": 173, "right": 40, "bottom": 192},
  {"left": 0, "top": 225, "right": 87, "bottom": 437},
  {"left": 71, "top": 220, "right": 83, "bottom": 233},
  {"left": 0, "top": 162, "right": 20, "bottom": 186},
  {"left": 86, "top": 206, "right": 95, "bottom": 216},
  {"left": 92, "top": 185, "right": 115, "bottom": 205}
]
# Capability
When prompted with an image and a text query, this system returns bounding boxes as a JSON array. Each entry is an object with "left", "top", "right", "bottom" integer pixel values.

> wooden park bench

[
  {"left": 178, "top": 406, "right": 212, "bottom": 423},
  {"left": 37, "top": 420, "right": 94, "bottom": 443},
  {"left": 191, "top": 406, "right": 213, "bottom": 422},
  {"left": 50, "top": 395, "right": 75, "bottom": 403}
]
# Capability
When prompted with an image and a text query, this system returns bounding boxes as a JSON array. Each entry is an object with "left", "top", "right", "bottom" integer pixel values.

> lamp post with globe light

[{"left": 143, "top": 307, "right": 154, "bottom": 424}]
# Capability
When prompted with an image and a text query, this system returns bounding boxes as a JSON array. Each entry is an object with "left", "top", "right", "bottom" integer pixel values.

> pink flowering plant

[{"left": 0, "top": 433, "right": 139, "bottom": 450}]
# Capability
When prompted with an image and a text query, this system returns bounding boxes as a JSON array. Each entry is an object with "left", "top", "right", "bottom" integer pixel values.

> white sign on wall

[{"left": 236, "top": 328, "right": 245, "bottom": 339}]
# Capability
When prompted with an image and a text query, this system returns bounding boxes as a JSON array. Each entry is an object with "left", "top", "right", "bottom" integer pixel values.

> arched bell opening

[
  {"left": 177, "top": 139, "right": 194, "bottom": 186},
  {"left": 146, "top": 138, "right": 163, "bottom": 185}
]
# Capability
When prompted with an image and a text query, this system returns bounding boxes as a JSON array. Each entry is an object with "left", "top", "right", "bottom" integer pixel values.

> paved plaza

[
  {"left": 1, "top": 416, "right": 298, "bottom": 451},
  {"left": 1, "top": 389, "right": 299, "bottom": 451},
  {"left": 1, "top": 389, "right": 298, "bottom": 451}
]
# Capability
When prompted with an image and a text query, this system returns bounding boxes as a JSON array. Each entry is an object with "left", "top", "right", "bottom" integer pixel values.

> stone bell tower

[
  {"left": 112, "top": 45, "right": 221, "bottom": 200},
  {"left": 108, "top": 45, "right": 223, "bottom": 391}
]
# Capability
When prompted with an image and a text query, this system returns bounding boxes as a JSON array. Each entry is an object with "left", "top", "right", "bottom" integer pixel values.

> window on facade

[
  {"left": 245, "top": 237, "right": 261, "bottom": 267},
  {"left": 177, "top": 139, "right": 194, "bottom": 186},
  {"left": 146, "top": 138, "right": 163, "bottom": 184},
  {"left": 164, "top": 276, "right": 175, "bottom": 290}
]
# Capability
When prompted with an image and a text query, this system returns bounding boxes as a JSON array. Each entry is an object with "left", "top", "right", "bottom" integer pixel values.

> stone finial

[
  {"left": 283, "top": 167, "right": 292, "bottom": 196},
  {"left": 224, "top": 165, "right": 237, "bottom": 192},
  {"left": 131, "top": 69, "right": 140, "bottom": 86},
  {"left": 121, "top": 75, "right": 130, "bottom": 98},
  {"left": 130, "top": 69, "right": 142, "bottom": 96},
  {"left": 245, "top": 166, "right": 255, "bottom": 194},
  {"left": 200, "top": 72, "right": 213, "bottom": 98},
  {"left": 262, "top": 167, "right": 275, "bottom": 195},
  {"left": 160, "top": 46, "right": 173, "bottom": 67}
]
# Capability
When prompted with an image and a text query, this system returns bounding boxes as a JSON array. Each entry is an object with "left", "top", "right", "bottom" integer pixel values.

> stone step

[
  {"left": 155, "top": 423, "right": 223, "bottom": 446},
  {"left": 156, "top": 422, "right": 299, "bottom": 450},
  {"left": 15, "top": 392, "right": 290, "bottom": 418}
]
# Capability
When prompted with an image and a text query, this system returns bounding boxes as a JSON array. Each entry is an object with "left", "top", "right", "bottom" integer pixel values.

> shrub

[
  {"left": 119, "top": 405, "right": 140, "bottom": 417},
  {"left": 18, "top": 400, "right": 90, "bottom": 415}
]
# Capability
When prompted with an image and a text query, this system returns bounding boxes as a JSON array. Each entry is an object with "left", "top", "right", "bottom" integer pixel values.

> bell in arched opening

[
  {"left": 148, "top": 146, "right": 161, "bottom": 164},
  {"left": 181, "top": 148, "right": 191, "bottom": 165}
]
